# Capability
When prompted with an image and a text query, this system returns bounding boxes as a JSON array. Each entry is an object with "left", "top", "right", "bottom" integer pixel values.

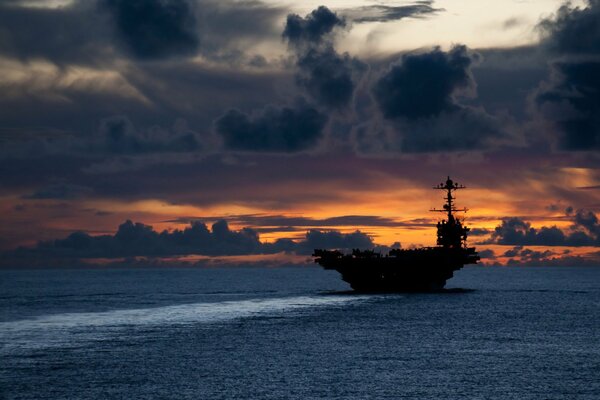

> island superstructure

[{"left": 313, "top": 177, "right": 480, "bottom": 291}]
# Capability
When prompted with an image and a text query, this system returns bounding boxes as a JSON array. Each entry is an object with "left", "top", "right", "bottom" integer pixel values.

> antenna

[{"left": 430, "top": 176, "right": 468, "bottom": 218}]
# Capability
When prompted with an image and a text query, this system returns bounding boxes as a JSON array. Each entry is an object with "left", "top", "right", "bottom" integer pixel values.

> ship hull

[{"left": 314, "top": 247, "right": 479, "bottom": 292}]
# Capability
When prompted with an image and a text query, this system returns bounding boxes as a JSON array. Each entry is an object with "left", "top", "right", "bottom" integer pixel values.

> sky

[{"left": 1, "top": 0, "right": 600, "bottom": 267}]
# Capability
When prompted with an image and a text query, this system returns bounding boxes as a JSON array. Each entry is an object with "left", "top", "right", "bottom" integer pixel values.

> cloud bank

[
  {"left": 2, "top": 219, "right": 375, "bottom": 266},
  {"left": 485, "top": 209, "right": 600, "bottom": 246}
]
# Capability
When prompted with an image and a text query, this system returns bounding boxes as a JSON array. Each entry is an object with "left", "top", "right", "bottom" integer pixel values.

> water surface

[{"left": 1, "top": 266, "right": 599, "bottom": 399}]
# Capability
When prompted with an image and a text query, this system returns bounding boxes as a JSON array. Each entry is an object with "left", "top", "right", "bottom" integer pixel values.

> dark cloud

[
  {"left": 342, "top": 2, "right": 443, "bottom": 23},
  {"left": 6, "top": 219, "right": 261, "bottom": 259},
  {"left": 2, "top": 219, "right": 375, "bottom": 265},
  {"left": 283, "top": 6, "right": 364, "bottom": 109},
  {"left": 0, "top": 59, "right": 291, "bottom": 163},
  {"left": 100, "top": 0, "right": 199, "bottom": 60},
  {"left": 373, "top": 45, "right": 476, "bottom": 120},
  {"left": 535, "top": 61, "right": 600, "bottom": 150},
  {"left": 196, "top": 1, "right": 285, "bottom": 61},
  {"left": 0, "top": 115, "right": 203, "bottom": 161},
  {"left": 167, "top": 214, "right": 428, "bottom": 229},
  {"left": 477, "top": 249, "right": 495, "bottom": 259},
  {"left": 486, "top": 210, "right": 600, "bottom": 246},
  {"left": 489, "top": 218, "right": 572, "bottom": 246},
  {"left": 299, "top": 229, "right": 373, "bottom": 253},
  {"left": 469, "top": 228, "right": 491, "bottom": 236},
  {"left": 532, "top": 1, "right": 600, "bottom": 151},
  {"left": 504, "top": 246, "right": 554, "bottom": 262},
  {"left": 0, "top": 0, "right": 284, "bottom": 65},
  {"left": 499, "top": 246, "right": 600, "bottom": 267},
  {"left": 215, "top": 103, "right": 328, "bottom": 152},
  {"left": 0, "top": 1, "right": 111, "bottom": 65},
  {"left": 395, "top": 107, "right": 503, "bottom": 152},
  {"left": 574, "top": 209, "right": 600, "bottom": 236},
  {"left": 370, "top": 45, "right": 506, "bottom": 152},
  {"left": 295, "top": 46, "right": 365, "bottom": 109},
  {"left": 283, "top": 6, "right": 345, "bottom": 46},
  {"left": 22, "top": 183, "right": 93, "bottom": 200},
  {"left": 469, "top": 46, "right": 547, "bottom": 120},
  {"left": 0, "top": 0, "right": 202, "bottom": 63},
  {"left": 538, "top": 0, "right": 600, "bottom": 56},
  {"left": 95, "top": 115, "right": 201, "bottom": 154}
]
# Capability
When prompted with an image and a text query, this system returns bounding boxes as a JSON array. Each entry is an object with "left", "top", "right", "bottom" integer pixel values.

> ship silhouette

[{"left": 313, "top": 177, "right": 480, "bottom": 292}]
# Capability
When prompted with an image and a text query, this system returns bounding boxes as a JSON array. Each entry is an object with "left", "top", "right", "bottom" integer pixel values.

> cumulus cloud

[
  {"left": 210, "top": 6, "right": 359, "bottom": 153},
  {"left": 533, "top": 0, "right": 600, "bottom": 150},
  {"left": 301, "top": 229, "right": 373, "bottom": 251},
  {"left": 374, "top": 45, "right": 476, "bottom": 120},
  {"left": 283, "top": 6, "right": 345, "bottom": 46},
  {"left": 538, "top": 0, "right": 600, "bottom": 56},
  {"left": 535, "top": 61, "right": 600, "bottom": 150},
  {"left": 295, "top": 47, "right": 365, "bottom": 109},
  {"left": 2, "top": 219, "right": 375, "bottom": 264},
  {"left": 283, "top": 6, "right": 364, "bottom": 109},
  {"left": 215, "top": 103, "right": 328, "bottom": 152},
  {"left": 499, "top": 246, "right": 600, "bottom": 267},
  {"left": 100, "top": 0, "right": 199, "bottom": 60},
  {"left": 485, "top": 209, "right": 600, "bottom": 246},
  {"left": 370, "top": 45, "right": 504, "bottom": 152}
]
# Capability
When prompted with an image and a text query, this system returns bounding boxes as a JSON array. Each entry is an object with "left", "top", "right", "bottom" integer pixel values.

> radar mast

[{"left": 430, "top": 177, "right": 470, "bottom": 248}]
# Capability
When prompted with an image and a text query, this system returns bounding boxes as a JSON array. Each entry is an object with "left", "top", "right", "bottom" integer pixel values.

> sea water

[{"left": 1, "top": 266, "right": 599, "bottom": 399}]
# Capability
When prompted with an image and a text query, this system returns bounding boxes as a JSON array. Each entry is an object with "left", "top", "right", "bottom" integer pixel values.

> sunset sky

[{"left": 1, "top": 0, "right": 599, "bottom": 267}]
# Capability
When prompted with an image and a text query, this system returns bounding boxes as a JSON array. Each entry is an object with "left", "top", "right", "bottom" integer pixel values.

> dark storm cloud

[
  {"left": 485, "top": 209, "right": 600, "bottom": 246},
  {"left": 373, "top": 45, "right": 475, "bottom": 120},
  {"left": 100, "top": 0, "right": 199, "bottom": 60},
  {"left": 0, "top": 1, "right": 110, "bottom": 64},
  {"left": 394, "top": 107, "right": 503, "bottom": 152},
  {"left": 283, "top": 5, "right": 345, "bottom": 46},
  {"left": 215, "top": 103, "right": 327, "bottom": 152},
  {"left": 283, "top": 6, "right": 364, "bottom": 109},
  {"left": 342, "top": 2, "right": 443, "bottom": 23},
  {"left": 490, "top": 218, "right": 575, "bottom": 246},
  {"left": 294, "top": 47, "right": 366, "bottom": 109},
  {"left": 0, "top": 60, "right": 290, "bottom": 160},
  {"left": 533, "top": 0, "right": 600, "bottom": 151},
  {"left": 538, "top": 0, "right": 600, "bottom": 56},
  {"left": 467, "top": 46, "right": 547, "bottom": 119},
  {"left": 574, "top": 209, "right": 600, "bottom": 236},
  {"left": 370, "top": 45, "right": 506, "bottom": 152},
  {"left": 535, "top": 61, "right": 600, "bottom": 150},
  {"left": 0, "top": 0, "right": 284, "bottom": 64},
  {"left": 2, "top": 219, "right": 374, "bottom": 264},
  {"left": 195, "top": 1, "right": 285, "bottom": 61}
]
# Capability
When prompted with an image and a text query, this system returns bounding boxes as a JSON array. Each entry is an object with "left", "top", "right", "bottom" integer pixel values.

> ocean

[{"left": 1, "top": 266, "right": 599, "bottom": 399}]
